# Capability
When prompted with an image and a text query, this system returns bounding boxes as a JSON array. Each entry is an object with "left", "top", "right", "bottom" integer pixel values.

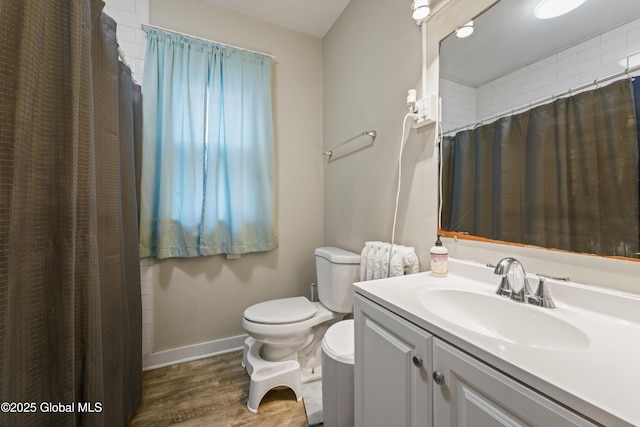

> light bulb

[
  {"left": 412, "top": 0, "right": 430, "bottom": 22},
  {"left": 455, "top": 21, "right": 474, "bottom": 38},
  {"left": 534, "top": 0, "right": 587, "bottom": 19}
]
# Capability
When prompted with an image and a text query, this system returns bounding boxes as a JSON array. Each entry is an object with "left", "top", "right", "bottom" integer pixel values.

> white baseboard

[{"left": 142, "top": 334, "right": 248, "bottom": 371}]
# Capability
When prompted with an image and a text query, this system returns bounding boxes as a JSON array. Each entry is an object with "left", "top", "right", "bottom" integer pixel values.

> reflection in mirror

[{"left": 439, "top": 0, "right": 640, "bottom": 259}]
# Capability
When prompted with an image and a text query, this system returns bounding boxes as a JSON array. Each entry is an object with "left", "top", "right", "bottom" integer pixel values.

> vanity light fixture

[
  {"left": 411, "top": 0, "right": 430, "bottom": 22},
  {"left": 534, "top": 0, "right": 587, "bottom": 19},
  {"left": 455, "top": 20, "right": 474, "bottom": 38}
]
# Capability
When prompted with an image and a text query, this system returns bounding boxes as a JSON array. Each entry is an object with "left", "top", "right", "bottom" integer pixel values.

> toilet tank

[{"left": 315, "top": 247, "right": 360, "bottom": 313}]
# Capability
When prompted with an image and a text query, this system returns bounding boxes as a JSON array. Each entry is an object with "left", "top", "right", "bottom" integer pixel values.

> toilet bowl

[
  {"left": 242, "top": 297, "right": 341, "bottom": 361},
  {"left": 241, "top": 247, "right": 360, "bottom": 413}
]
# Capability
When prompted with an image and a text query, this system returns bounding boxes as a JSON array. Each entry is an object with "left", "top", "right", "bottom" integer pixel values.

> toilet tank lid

[{"left": 315, "top": 247, "right": 360, "bottom": 264}]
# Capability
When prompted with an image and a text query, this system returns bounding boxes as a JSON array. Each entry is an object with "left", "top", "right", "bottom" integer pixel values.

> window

[{"left": 139, "top": 27, "right": 277, "bottom": 259}]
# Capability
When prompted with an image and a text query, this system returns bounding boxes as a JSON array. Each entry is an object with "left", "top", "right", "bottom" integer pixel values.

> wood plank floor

[{"left": 127, "top": 350, "right": 310, "bottom": 427}]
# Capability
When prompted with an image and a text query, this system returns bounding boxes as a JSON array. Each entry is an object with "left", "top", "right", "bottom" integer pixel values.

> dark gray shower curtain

[
  {"left": 442, "top": 79, "right": 639, "bottom": 258},
  {"left": 0, "top": 1, "right": 142, "bottom": 425}
]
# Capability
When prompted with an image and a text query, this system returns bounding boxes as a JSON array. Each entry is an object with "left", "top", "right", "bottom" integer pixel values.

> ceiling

[
  {"left": 440, "top": 0, "right": 640, "bottom": 87},
  {"left": 198, "top": 0, "right": 640, "bottom": 83},
  {"left": 200, "top": 0, "right": 352, "bottom": 38}
]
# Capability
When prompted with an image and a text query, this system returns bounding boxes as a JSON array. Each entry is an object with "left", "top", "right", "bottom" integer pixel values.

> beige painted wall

[
  {"left": 323, "top": 0, "right": 640, "bottom": 294},
  {"left": 323, "top": 0, "right": 437, "bottom": 267},
  {"left": 149, "top": 0, "right": 324, "bottom": 352}
]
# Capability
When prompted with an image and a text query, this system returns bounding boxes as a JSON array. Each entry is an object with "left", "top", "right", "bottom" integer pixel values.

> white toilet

[{"left": 241, "top": 247, "right": 360, "bottom": 413}]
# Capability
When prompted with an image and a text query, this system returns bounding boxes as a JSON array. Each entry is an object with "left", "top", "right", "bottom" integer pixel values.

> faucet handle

[
  {"left": 528, "top": 275, "right": 556, "bottom": 308},
  {"left": 493, "top": 257, "right": 514, "bottom": 298},
  {"left": 495, "top": 276, "right": 512, "bottom": 298}
]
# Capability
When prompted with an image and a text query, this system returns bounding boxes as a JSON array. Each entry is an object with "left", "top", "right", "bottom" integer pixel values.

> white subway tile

[
  {"left": 118, "top": 40, "right": 147, "bottom": 61},
  {"left": 537, "top": 76, "right": 580, "bottom": 98},
  {"left": 142, "top": 294, "right": 153, "bottom": 310},
  {"left": 578, "top": 34, "right": 626, "bottom": 63},
  {"left": 602, "top": 19, "right": 640, "bottom": 41},
  {"left": 629, "top": 26, "right": 640, "bottom": 44},
  {"left": 538, "top": 54, "right": 577, "bottom": 79},
  {"left": 142, "top": 339, "right": 151, "bottom": 355},
  {"left": 142, "top": 308, "right": 153, "bottom": 326},
  {"left": 116, "top": 25, "right": 136, "bottom": 44},
  {"left": 602, "top": 44, "right": 640, "bottom": 66},
  {"left": 105, "top": 0, "right": 135, "bottom": 13},
  {"left": 140, "top": 279, "right": 152, "bottom": 296},
  {"left": 491, "top": 85, "right": 523, "bottom": 104},
  {"left": 136, "top": 0, "right": 150, "bottom": 17},
  {"left": 519, "top": 72, "right": 557, "bottom": 95},
  {"left": 135, "top": 28, "right": 148, "bottom": 45},
  {"left": 140, "top": 264, "right": 153, "bottom": 281},
  {"left": 135, "top": 58, "right": 145, "bottom": 75},
  {"left": 557, "top": 36, "right": 599, "bottom": 59},
  {"left": 577, "top": 62, "right": 622, "bottom": 85},
  {"left": 107, "top": 8, "right": 144, "bottom": 28},
  {"left": 139, "top": 257, "right": 153, "bottom": 266}
]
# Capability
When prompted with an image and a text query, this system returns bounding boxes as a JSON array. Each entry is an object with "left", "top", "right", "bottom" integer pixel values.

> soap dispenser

[{"left": 430, "top": 235, "right": 448, "bottom": 276}]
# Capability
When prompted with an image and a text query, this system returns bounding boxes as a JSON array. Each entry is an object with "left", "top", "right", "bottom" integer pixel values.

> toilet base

[{"left": 242, "top": 337, "right": 303, "bottom": 413}]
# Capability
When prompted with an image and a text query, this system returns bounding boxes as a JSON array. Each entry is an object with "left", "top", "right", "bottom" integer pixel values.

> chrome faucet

[
  {"left": 493, "top": 257, "right": 556, "bottom": 308},
  {"left": 493, "top": 257, "right": 532, "bottom": 303}
]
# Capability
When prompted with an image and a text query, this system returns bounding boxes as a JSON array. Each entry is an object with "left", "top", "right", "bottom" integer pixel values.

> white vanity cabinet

[
  {"left": 354, "top": 294, "right": 433, "bottom": 427},
  {"left": 432, "top": 339, "right": 596, "bottom": 427},
  {"left": 354, "top": 293, "right": 597, "bottom": 427}
]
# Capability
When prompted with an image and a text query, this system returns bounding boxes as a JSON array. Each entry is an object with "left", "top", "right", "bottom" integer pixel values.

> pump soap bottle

[{"left": 430, "top": 235, "right": 448, "bottom": 276}]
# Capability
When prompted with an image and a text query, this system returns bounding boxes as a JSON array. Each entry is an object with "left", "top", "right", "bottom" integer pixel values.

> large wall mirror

[{"left": 439, "top": 0, "right": 640, "bottom": 260}]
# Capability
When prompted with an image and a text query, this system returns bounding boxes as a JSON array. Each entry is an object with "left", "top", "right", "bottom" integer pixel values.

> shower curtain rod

[
  {"left": 141, "top": 24, "right": 276, "bottom": 60},
  {"left": 443, "top": 64, "right": 640, "bottom": 136}
]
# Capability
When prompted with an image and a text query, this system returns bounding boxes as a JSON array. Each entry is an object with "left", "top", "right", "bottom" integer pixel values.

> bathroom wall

[
  {"left": 323, "top": 0, "right": 640, "bottom": 294},
  {"left": 322, "top": 0, "right": 435, "bottom": 266},
  {"left": 103, "top": 0, "right": 154, "bottom": 359},
  {"left": 322, "top": 0, "right": 493, "bottom": 272},
  {"left": 145, "top": 0, "right": 324, "bottom": 366}
]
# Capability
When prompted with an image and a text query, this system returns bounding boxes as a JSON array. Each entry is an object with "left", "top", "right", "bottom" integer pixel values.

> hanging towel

[
  {"left": 366, "top": 242, "right": 381, "bottom": 280},
  {"left": 373, "top": 243, "right": 390, "bottom": 279},
  {"left": 403, "top": 247, "right": 420, "bottom": 274},
  {"left": 389, "top": 246, "right": 420, "bottom": 277},
  {"left": 360, "top": 242, "right": 420, "bottom": 280},
  {"left": 360, "top": 243, "right": 371, "bottom": 282},
  {"left": 389, "top": 245, "right": 406, "bottom": 277}
]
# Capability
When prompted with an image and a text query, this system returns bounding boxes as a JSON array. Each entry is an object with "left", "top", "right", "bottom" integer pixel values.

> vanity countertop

[{"left": 353, "top": 258, "right": 640, "bottom": 427}]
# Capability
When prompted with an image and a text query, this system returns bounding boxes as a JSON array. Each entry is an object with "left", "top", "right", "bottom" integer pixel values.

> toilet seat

[{"left": 244, "top": 297, "right": 317, "bottom": 325}]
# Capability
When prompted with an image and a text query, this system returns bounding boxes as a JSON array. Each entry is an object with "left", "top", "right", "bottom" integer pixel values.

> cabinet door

[
  {"left": 433, "top": 338, "right": 596, "bottom": 427},
  {"left": 354, "top": 295, "right": 432, "bottom": 427}
]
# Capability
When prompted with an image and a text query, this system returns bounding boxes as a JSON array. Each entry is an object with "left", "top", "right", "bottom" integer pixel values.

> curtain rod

[
  {"left": 443, "top": 64, "right": 640, "bottom": 136},
  {"left": 141, "top": 24, "right": 276, "bottom": 60}
]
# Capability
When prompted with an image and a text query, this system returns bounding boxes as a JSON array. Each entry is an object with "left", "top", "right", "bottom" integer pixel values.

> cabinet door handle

[
  {"left": 412, "top": 355, "right": 422, "bottom": 368},
  {"left": 432, "top": 371, "right": 445, "bottom": 385}
]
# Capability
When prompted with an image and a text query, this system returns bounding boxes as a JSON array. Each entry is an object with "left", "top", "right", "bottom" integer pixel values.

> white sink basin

[{"left": 417, "top": 288, "right": 590, "bottom": 351}]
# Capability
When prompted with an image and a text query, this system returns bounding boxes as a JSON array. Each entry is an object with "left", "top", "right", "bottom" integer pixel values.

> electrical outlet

[{"left": 413, "top": 95, "right": 438, "bottom": 128}]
